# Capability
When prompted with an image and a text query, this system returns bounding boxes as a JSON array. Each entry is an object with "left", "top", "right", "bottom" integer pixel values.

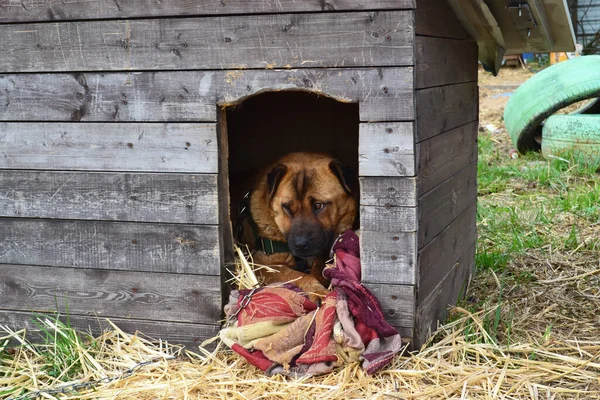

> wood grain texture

[
  {"left": 0, "top": 12, "right": 413, "bottom": 73},
  {"left": 415, "top": 0, "right": 469, "bottom": 39},
  {"left": 0, "top": 0, "right": 416, "bottom": 23},
  {"left": 0, "top": 123, "right": 218, "bottom": 173},
  {"left": 360, "top": 205, "right": 417, "bottom": 232},
  {"left": 0, "top": 68, "right": 414, "bottom": 122},
  {"left": 359, "top": 177, "right": 417, "bottom": 207},
  {"left": 363, "top": 283, "right": 414, "bottom": 332},
  {"left": 359, "top": 123, "right": 415, "bottom": 177},
  {"left": 414, "top": 242, "right": 475, "bottom": 347},
  {"left": 0, "top": 264, "right": 223, "bottom": 324},
  {"left": 418, "top": 202, "right": 477, "bottom": 302},
  {"left": 417, "top": 121, "right": 478, "bottom": 195},
  {"left": 0, "top": 310, "right": 220, "bottom": 349},
  {"left": 360, "top": 230, "right": 416, "bottom": 285},
  {"left": 418, "top": 162, "right": 477, "bottom": 247},
  {"left": 415, "top": 36, "right": 478, "bottom": 89},
  {"left": 0, "top": 171, "right": 218, "bottom": 224},
  {"left": 416, "top": 82, "right": 479, "bottom": 142},
  {"left": 0, "top": 219, "right": 221, "bottom": 275}
]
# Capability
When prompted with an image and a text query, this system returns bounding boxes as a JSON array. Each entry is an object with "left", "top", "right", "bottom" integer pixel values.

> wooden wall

[
  {"left": 0, "top": 0, "right": 424, "bottom": 346},
  {"left": 413, "top": 0, "right": 479, "bottom": 348}
]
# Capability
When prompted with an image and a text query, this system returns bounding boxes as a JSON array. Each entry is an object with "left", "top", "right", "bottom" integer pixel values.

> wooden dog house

[{"left": 0, "top": 0, "right": 479, "bottom": 348}]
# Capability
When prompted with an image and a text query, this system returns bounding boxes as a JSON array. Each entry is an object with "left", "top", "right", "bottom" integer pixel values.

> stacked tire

[{"left": 503, "top": 55, "right": 600, "bottom": 159}]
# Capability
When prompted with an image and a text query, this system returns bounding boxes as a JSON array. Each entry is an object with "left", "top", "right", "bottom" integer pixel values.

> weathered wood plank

[
  {"left": 0, "top": 171, "right": 218, "bottom": 224},
  {"left": 418, "top": 202, "right": 477, "bottom": 302},
  {"left": 415, "top": 0, "right": 469, "bottom": 39},
  {"left": 359, "top": 177, "right": 417, "bottom": 207},
  {"left": 0, "top": 264, "right": 222, "bottom": 324},
  {"left": 0, "top": 68, "right": 414, "bottom": 122},
  {"left": 415, "top": 36, "right": 478, "bottom": 89},
  {"left": 418, "top": 162, "right": 477, "bottom": 247},
  {"left": 417, "top": 121, "right": 478, "bottom": 195},
  {"left": 0, "top": 219, "right": 221, "bottom": 275},
  {"left": 0, "top": 0, "right": 416, "bottom": 23},
  {"left": 416, "top": 82, "right": 479, "bottom": 142},
  {"left": 0, "top": 123, "right": 218, "bottom": 173},
  {"left": 0, "top": 12, "right": 413, "bottom": 73},
  {"left": 360, "top": 205, "right": 417, "bottom": 232},
  {"left": 0, "top": 310, "right": 220, "bottom": 349},
  {"left": 359, "top": 123, "right": 415, "bottom": 177},
  {"left": 414, "top": 242, "right": 475, "bottom": 348},
  {"left": 361, "top": 230, "right": 416, "bottom": 285},
  {"left": 363, "top": 283, "right": 414, "bottom": 333}
]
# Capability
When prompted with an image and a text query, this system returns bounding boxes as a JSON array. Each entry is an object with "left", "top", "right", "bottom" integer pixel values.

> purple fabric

[
  {"left": 325, "top": 231, "right": 399, "bottom": 338},
  {"left": 326, "top": 230, "right": 403, "bottom": 373}
]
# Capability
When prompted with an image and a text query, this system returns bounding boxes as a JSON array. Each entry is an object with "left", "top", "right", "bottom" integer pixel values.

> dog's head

[{"left": 260, "top": 153, "right": 357, "bottom": 259}]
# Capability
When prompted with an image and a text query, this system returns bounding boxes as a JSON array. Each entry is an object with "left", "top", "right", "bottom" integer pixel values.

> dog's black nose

[{"left": 292, "top": 237, "right": 310, "bottom": 252}]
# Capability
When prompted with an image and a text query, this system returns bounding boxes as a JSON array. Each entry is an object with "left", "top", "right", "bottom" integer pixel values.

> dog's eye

[
  {"left": 313, "top": 202, "right": 324, "bottom": 212},
  {"left": 282, "top": 203, "right": 292, "bottom": 215}
]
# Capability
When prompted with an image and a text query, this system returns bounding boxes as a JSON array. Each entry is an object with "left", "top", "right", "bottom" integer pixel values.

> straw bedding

[{"left": 2, "top": 243, "right": 599, "bottom": 399}]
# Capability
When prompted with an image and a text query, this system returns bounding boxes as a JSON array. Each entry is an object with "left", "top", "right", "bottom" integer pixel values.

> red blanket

[{"left": 220, "top": 231, "right": 402, "bottom": 377}]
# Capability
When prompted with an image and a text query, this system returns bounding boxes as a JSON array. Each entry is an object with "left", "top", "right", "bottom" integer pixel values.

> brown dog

[{"left": 238, "top": 152, "right": 357, "bottom": 299}]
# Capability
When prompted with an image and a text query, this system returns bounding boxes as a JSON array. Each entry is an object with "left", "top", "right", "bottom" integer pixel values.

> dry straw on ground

[{"left": 2, "top": 245, "right": 599, "bottom": 400}]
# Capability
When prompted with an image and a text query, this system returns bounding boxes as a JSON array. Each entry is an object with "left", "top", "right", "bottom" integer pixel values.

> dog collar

[
  {"left": 246, "top": 213, "right": 291, "bottom": 256},
  {"left": 238, "top": 192, "right": 290, "bottom": 256}
]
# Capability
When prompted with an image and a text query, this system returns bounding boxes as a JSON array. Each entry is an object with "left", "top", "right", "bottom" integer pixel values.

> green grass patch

[
  {"left": 32, "top": 314, "right": 95, "bottom": 382},
  {"left": 476, "top": 133, "right": 600, "bottom": 272}
]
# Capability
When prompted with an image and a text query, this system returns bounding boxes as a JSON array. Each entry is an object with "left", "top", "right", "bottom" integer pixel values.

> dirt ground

[{"left": 478, "top": 66, "right": 533, "bottom": 130}]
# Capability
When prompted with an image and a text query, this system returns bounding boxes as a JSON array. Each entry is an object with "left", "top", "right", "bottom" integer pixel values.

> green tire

[
  {"left": 504, "top": 55, "right": 600, "bottom": 153},
  {"left": 542, "top": 114, "right": 600, "bottom": 159}
]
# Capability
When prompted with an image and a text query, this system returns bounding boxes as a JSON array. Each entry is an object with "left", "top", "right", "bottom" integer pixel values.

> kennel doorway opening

[{"left": 218, "top": 90, "right": 360, "bottom": 254}]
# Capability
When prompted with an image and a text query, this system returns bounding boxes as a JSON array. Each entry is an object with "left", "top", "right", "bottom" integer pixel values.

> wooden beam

[
  {"left": 0, "top": 264, "right": 223, "bottom": 324},
  {"left": 0, "top": 171, "right": 219, "bottom": 224},
  {"left": 0, "top": 219, "right": 221, "bottom": 275},
  {"left": 417, "top": 202, "right": 477, "bottom": 302},
  {"left": 417, "top": 121, "right": 478, "bottom": 195},
  {"left": 360, "top": 205, "right": 417, "bottom": 233},
  {"left": 0, "top": 123, "right": 218, "bottom": 173},
  {"left": 359, "top": 177, "right": 417, "bottom": 207},
  {"left": 0, "top": 12, "right": 413, "bottom": 72},
  {"left": 361, "top": 230, "right": 416, "bottom": 285},
  {"left": 414, "top": 242, "right": 475, "bottom": 348},
  {"left": 418, "top": 162, "right": 477, "bottom": 247},
  {"left": 0, "top": 0, "right": 416, "bottom": 23},
  {"left": 0, "top": 68, "right": 414, "bottom": 122},
  {"left": 363, "top": 282, "right": 415, "bottom": 332},
  {"left": 415, "top": 36, "right": 478, "bottom": 89},
  {"left": 416, "top": 82, "right": 478, "bottom": 142},
  {"left": 0, "top": 310, "right": 220, "bottom": 349},
  {"left": 359, "top": 122, "right": 415, "bottom": 177},
  {"left": 415, "top": 0, "right": 469, "bottom": 39}
]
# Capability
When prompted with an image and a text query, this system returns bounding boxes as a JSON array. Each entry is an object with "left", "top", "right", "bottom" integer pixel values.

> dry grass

[{"left": 2, "top": 245, "right": 600, "bottom": 399}]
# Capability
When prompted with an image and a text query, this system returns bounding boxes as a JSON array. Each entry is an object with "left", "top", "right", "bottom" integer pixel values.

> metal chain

[
  {"left": 7, "top": 355, "right": 176, "bottom": 400},
  {"left": 226, "top": 286, "right": 259, "bottom": 326}
]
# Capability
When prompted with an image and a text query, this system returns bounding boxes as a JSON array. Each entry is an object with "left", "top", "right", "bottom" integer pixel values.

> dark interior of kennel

[{"left": 223, "top": 91, "right": 360, "bottom": 229}]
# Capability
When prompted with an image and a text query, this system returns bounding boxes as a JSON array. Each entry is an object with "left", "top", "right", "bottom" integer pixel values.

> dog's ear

[
  {"left": 329, "top": 160, "right": 355, "bottom": 195},
  {"left": 267, "top": 164, "right": 288, "bottom": 199}
]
